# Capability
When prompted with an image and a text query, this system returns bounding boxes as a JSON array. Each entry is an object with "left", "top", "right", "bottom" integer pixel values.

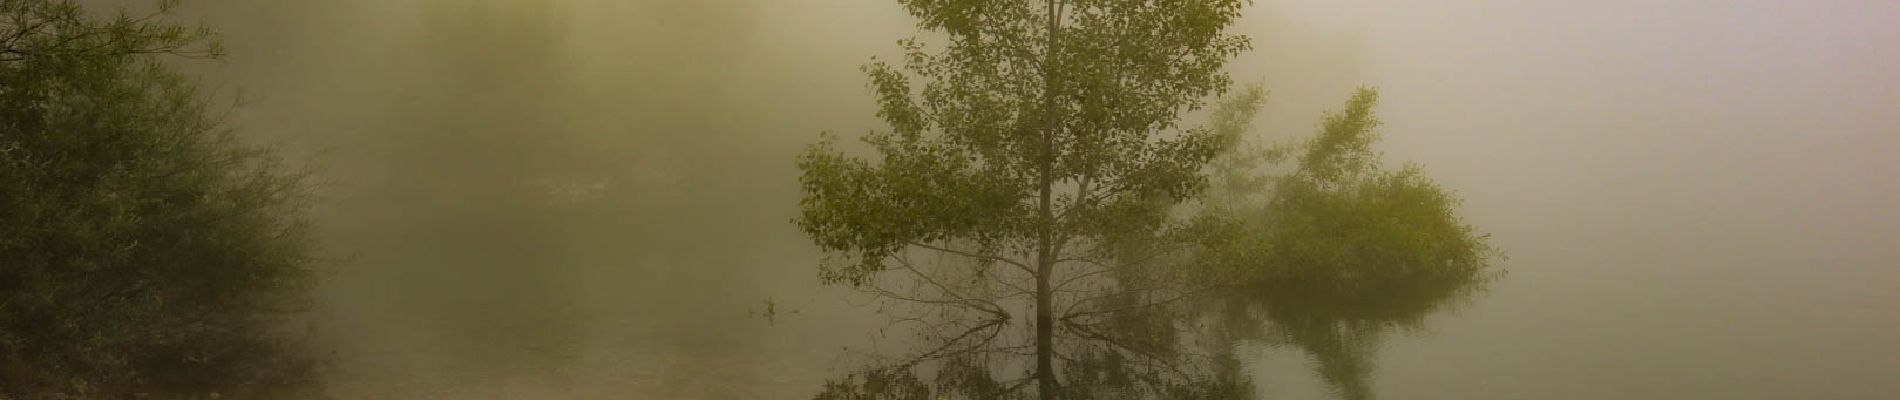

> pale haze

[{"left": 114, "top": 0, "right": 1900, "bottom": 398}]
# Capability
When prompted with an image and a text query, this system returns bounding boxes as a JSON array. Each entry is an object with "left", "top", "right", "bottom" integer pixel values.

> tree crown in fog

[
  {"left": 1, "top": 1, "right": 317, "bottom": 398},
  {"left": 798, "top": 1, "right": 1254, "bottom": 398}
]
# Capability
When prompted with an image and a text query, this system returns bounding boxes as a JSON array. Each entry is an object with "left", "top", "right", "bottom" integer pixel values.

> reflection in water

[
  {"left": 812, "top": 271, "right": 1488, "bottom": 400},
  {"left": 811, "top": 270, "right": 1488, "bottom": 399},
  {"left": 1210, "top": 272, "right": 1488, "bottom": 399}
]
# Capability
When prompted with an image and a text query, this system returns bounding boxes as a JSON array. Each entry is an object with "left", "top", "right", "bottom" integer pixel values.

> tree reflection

[
  {"left": 813, "top": 257, "right": 1489, "bottom": 400},
  {"left": 1210, "top": 270, "right": 1490, "bottom": 399}
]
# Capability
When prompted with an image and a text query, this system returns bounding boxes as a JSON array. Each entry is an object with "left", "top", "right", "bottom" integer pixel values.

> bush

[{"left": 0, "top": 1, "right": 320, "bottom": 398}]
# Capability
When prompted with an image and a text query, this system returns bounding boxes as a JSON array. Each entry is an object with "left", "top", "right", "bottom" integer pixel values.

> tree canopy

[
  {"left": 797, "top": 0, "right": 1254, "bottom": 398},
  {"left": 0, "top": 1, "right": 318, "bottom": 398}
]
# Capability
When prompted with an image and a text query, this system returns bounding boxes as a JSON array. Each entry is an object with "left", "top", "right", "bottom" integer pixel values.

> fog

[{"left": 124, "top": 0, "right": 1900, "bottom": 398}]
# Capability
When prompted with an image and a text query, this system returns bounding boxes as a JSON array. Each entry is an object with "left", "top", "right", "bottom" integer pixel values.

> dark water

[{"left": 125, "top": 0, "right": 1900, "bottom": 398}]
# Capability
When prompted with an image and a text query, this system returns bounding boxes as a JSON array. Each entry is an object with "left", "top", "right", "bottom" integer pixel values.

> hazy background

[{"left": 105, "top": 0, "right": 1900, "bottom": 398}]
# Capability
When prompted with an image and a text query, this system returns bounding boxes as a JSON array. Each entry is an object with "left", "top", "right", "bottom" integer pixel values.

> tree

[
  {"left": 0, "top": 1, "right": 318, "bottom": 398},
  {"left": 1189, "top": 87, "right": 1499, "bottom": 400},
  {"left": 795, "top": 0, "right": 1249, "bottom": 398}
]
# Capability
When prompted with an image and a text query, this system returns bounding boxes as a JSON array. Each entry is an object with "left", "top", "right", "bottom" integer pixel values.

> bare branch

[
  {"left": 909, "top": 240, "right": 1035, "bottom": 275},
  {"left": 858, "top": 283, "right": 999, "bottom": 318},
  {"left": 1050, "top": 257, "right": 1117, "bottom": 292},
  {"left": 890, "top": 252, "right": 1010, "bottom": 318},
  {"left": 1063, "top": 321, "right": 1194, "bottom": 380},
  {"left": 899, "top": 318, "right": 1008, "bottom": 368},
  {"left": 1060, "top": 287, "right": 1202, "bottom": 325}
]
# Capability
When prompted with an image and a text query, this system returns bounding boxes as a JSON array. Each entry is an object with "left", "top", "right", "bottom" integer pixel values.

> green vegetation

[
  {"left": 796, "top": 1, "right": 1496, "bottom": 399},
  {"left": 796, "top": 0, "right": 1250, "bottom": 398},
  {"left": 1194, "top": 87, "right": 1495, "bottom": 283},
  {"left": 0, "top": 1, "right": 319, "bottom": 398},
  {"left": 1189, "top": 86, "right": 1499, "bottom": 400}
]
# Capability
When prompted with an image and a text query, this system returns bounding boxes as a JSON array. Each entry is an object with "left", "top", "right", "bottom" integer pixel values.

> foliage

[
  {"left": 0, "top": 1, "right": 318, "bottom": 398},
  {"left": 1267, "top": 89, "right": 1494, "bottom": 280},
  {"left": 1193, "top": 87, "right": 1496, "bottom": 291},
  {"left": 796, "top": 0, "right": 1252, "bottom": 398},
  {"left": 797, "top": 1, "right": 1506, "bottom": 398},
  {"left": 796, "top": 0, "right": 1251, "bottom": 285},
  {"left": 1188, "top": 87, "right": 1500, "bottom": 400}
]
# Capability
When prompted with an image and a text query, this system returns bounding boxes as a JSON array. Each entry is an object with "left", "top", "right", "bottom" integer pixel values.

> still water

[{"left": 305, "top": 171, "right": 1898, "bottom": 400}]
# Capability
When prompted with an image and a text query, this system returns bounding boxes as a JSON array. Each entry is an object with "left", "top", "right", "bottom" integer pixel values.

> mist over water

[{"left": 124, "top": 0, "right": 1900, "bottom": 398}]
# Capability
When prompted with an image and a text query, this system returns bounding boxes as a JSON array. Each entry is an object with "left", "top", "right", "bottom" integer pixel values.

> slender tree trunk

[
  {"left": 1035, "top": 1, "right": 1061, "bottom": 399},
  {"left": 1036, "top": 186, "right": 1055, "bottom": 400}
]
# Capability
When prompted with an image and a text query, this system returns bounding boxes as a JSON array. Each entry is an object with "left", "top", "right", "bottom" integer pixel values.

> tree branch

[
  {"left": 1062, "top": 321, "right": 1193, "bottom": 380},
  {"left": 891, "top": 252, "right": 1011, "bottom": 318},
  {"left": 1059, "top": 286, "right": 1201, "bottom": 325},
  {"left": 909, "top": 240, "right": 1034, "bottom": 275},
  {"left": 900, "top": 318, "right": 1008, "bottom": 369}
]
